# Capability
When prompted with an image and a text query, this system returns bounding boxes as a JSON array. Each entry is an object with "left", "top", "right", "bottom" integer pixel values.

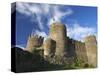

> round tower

[
  {"left": 25, "top": 35, "right": 39, "bottom": 53},
  {"left": 43, "top": 37, "right": 56, "bottom": 57},
  {"left": 84, "top": 35, "right": 97, "bottom": 67},
  {"left": 49, "top": 23, "right": 67, "bottom": 57}
]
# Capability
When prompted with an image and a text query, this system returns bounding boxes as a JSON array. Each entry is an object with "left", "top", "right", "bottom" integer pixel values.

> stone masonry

[{"left": 26, "top": 22, "right": 97, "bottom": 67}]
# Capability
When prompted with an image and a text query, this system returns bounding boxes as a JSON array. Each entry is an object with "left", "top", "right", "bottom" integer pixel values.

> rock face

[
  {"left": 49, "top": 23, "right": 67, "bottom": 57},
  {"left": 84, "top": 35, "right": 97, "bottom": 67}
]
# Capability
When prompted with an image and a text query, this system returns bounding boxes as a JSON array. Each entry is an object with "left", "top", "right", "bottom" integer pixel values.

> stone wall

[
  {"left": 67, "top": 37, "right": 88, "bottom": 63},
  {"left": 43, "top": 37, "right": 56, "bottom": 57},
  {"left": 74, "top": 40, "right": 88, "bottom": 63}
]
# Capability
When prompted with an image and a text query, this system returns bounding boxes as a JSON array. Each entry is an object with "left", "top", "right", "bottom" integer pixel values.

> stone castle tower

[
  {"left": 84, "top": 35, "right": 97, "bottom": 67},
  {"left": 25, "top": 22, "right": 97, "bottom": 67},
  {"left": 26, "top": 34, "right": 44, "bottom": 53},
  {"left": 49, "top": 23, "right": 67, "bottom": 57}
]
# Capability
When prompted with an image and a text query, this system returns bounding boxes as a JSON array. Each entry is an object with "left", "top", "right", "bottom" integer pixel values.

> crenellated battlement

[{"left": 26, "top": 34, "right": 44, "bottom": 53}]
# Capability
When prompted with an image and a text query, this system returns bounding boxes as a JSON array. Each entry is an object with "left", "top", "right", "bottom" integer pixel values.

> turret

[
  {"left": 84, "top": 35, "right": 97, "bottom": 67},
  {"left": 49, "top": 22, "right": 67, "bottom": 57},
  {"left": 25, "top": 34, "right": 44, "bottom": 53}
]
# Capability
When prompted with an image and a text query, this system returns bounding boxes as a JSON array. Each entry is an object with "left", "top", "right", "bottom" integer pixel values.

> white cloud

[
  {"left": 53, "top": 6, "right": 73, "bottom": 22},
  {"left": 16, "top": 2, "right": 97, "bottom": 42},
  {"left": 16, "top": 2, "right": 45, "bottom": 30},
  {"left": 12, "top": 45, "right": 25, "bottom": 50},
  {"left": 33, "top": 30, "right": 47, "bottom": 38},
  {"left": 16, "top": 2, "right": 31, "bottom": 16},
  {"left": 48, "top": 5, "right": 73, "bottom": 25},
  {"left": 16, "top": 2, "right": 73, "bottom": 29},
  {"left": 67, "top": 23, "right": 97, "bottom": 41}
]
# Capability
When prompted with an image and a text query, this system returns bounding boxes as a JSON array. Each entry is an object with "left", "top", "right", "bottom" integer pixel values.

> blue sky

[{"left": 14, "top": 2, "right": 97, "bottom": 48}]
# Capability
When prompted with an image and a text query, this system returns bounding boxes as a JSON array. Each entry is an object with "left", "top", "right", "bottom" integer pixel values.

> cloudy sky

[{"left": 12, "top": 2, "right": 97, "bottom": 48}]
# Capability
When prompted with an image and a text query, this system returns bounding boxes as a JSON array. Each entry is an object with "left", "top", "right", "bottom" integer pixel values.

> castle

[{"left": 25, "top": 22, "right": 97, "bottom": 67}]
